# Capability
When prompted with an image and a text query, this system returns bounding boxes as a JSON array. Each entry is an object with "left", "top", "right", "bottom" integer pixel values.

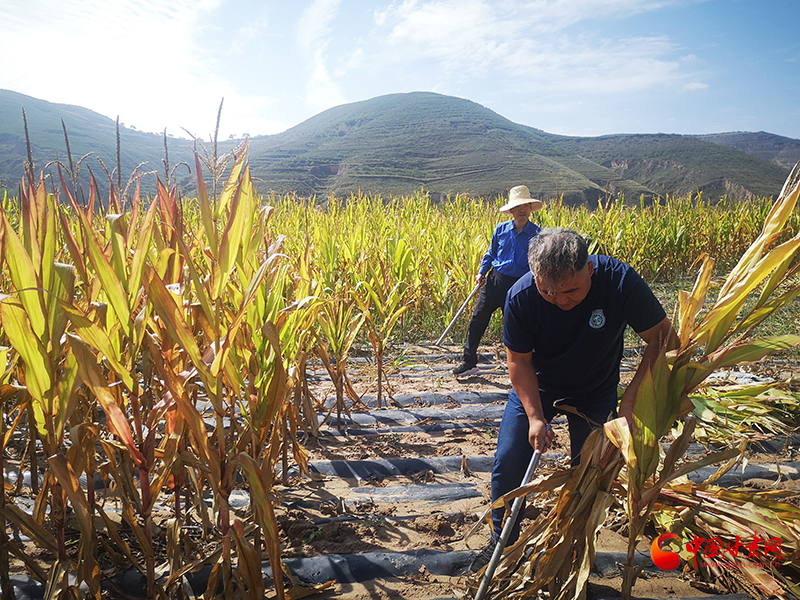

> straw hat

[{"left": 500, "top": 185, "right": 544, "bottom": 214}]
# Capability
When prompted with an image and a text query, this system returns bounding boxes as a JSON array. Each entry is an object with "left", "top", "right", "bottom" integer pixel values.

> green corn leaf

[
  {"left": 631, "top": 366, "right": 660, "bottom": 489},
  {"left": 58, "top": 205, "right": 90, "bottom": 287},
  {"left": 210, "top": 255, "right": 276, "bottom": 377}
]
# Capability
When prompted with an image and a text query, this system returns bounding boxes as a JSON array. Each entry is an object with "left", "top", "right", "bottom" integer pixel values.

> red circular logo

[{"left": 651, "top": 532, "right": 681, "bottom": 571}]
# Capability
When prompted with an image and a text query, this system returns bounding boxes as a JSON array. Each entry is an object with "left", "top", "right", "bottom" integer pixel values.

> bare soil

[
  {"left": 6, "top": 342, "right": 799, "bottom": 599},
  {"left": 273, "top": 342, "right": 800, "bottom": 600}
]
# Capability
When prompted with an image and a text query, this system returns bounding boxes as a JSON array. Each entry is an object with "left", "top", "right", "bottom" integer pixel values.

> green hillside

[
  {"left": 0, "top": 89, "right": 794, "bottom": 204},
  {"left": 246, "top": 92, "right": 790, "bottom": 203},
  {"left": 697, "top": 131, "right": 800, "bottom": 170},
  {"left": 547, "top": 132, "right": 790, "bottom": 199},
  {"left": 0, "top": 89, "right": 197, "bottom": 196}
]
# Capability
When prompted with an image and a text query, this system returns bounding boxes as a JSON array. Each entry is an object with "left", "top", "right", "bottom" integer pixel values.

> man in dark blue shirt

[
  {"left": 453, "top": 185, "right": 543, "bottom": 376},
  {"left": 470, "top": 227, "right": 674, "bottom": 572}
]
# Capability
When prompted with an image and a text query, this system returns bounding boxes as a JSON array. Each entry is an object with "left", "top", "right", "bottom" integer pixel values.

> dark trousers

[
  {"left": 490, "top": 390, "right": 618, "bottom": 544},
  {"left": 462, "top": 270, "right": 519, "bottom": 364}
]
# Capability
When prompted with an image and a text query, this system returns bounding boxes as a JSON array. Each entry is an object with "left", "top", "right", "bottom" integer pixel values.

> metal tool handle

[
  {"left": 436, "top": 282, "right": 481, "bottom": 346},
  {"left": 474, "top": 426, "right": 550, "bottom": 600}
]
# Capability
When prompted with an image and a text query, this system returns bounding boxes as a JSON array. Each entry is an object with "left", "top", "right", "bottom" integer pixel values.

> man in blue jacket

[
  {"left": 470, "top": 227, "right": 674, "bottom": 572},
  {"left": 453, "top": 185, "right": 544, "bottom": 376}
]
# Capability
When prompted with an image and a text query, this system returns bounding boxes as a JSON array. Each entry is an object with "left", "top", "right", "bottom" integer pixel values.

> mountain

[
  {"left": 0, "top": 89, "right": 795, "bottom": 204},
  {"left": 0, "top": 89, "right": 198, "bottom": 198},
  {"left": 697, "top": 132, "right": 800, "bottom": 171}
]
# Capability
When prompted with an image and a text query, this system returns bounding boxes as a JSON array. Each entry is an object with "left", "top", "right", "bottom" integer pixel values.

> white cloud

[
  {"left": 370, "top": 0, "right": 694, "bottom": 94},
  {"left": 682, "top": 82, "right": 709, "bottom": 91},
  {"left": 297, "top": 0, "right": 347, "bottom": 112}
]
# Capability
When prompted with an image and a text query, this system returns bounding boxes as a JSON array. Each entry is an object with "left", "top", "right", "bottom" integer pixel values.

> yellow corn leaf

[
  {"left": 718, "top": 167, "right": 799, "bottom": 299},
  {"left": 107, "top": 214, "right": 128, "bottom": 285},
  {"left": 145, "top": 268, "right": 217, "bottom": 409},
  {"left": 19, "top": 178, "right": 44, "bottom": 273},
  {"left": 676, "top": 253, "right": 713, "bottom": 346},
  {"left": 604, "top": 417, "right": 636, "bottom": 469},
  {"left": 127, "top": 192, "right": 159, "bottom": 314},
  {"left": 0, "top": 298, "right": 51, "bottom": 409},
  {"left": 59, "top": 205, "right": 90, "bottom": 286},
  {"left": 2, "top": 213, "right": 46, "bottom": 339},
  {"left": 703, "top": 335, "right": 800, "bottom": 375},
  {"left": 740, "top": 564, "right": 785, "bottom": 598},
  {"left": 212, "top": 166, "right": 250, "bottom": 300},
  {"left": 194, "top": 153, "right": 218, "bottom": 253},
  {"left": 59, "top": 301, "right": 135, "bottom": 392},
  {"left": 235, "top": 453, "right": 278, "bottom": 542},
  {"left": 43, "top": 558, "right": 71, "bottom": 600},
  {"left": 216, "top": 147, "right": 246, "bottom": 221},
  {"left": 286, "top": 581, "right": 336, "bottom": 599},
  {"left": 175, "top": 234, "right": 216, "bottom": 341},
  {"left": 731, "top": 283, "right": 800, "bottom": 337},
  {"left": 48, "top": 453, "right": 93, "bottom": 542},
  {"left": 755, "top": 236, "right": 800, "bottom": 308},
  {"left": 696, "top": 235, "right": 800, "bottom": 352},
  {"left": 231, "top": 520, "right": 266, "bottom": 599},
  {"left": 2, "top": 502, "right": 58, "bottom": 554},
  {"left": 236, "top": 452, "right": 286, "bottom": 600},
  {"left": 67, "top": 333, "right": 146, "bottom": 468},
  {"left": 75, "top": 209, "right": 132, "bottom": 337}
]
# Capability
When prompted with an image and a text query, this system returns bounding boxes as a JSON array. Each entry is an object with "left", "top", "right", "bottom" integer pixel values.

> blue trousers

[{"left": 490, "top": 390, "right": 618, "bottom": 543}]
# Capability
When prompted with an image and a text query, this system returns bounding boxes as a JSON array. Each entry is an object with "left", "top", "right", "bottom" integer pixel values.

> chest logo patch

[{"left": 589, "top": 309, "right": 606, "bottom": 329}]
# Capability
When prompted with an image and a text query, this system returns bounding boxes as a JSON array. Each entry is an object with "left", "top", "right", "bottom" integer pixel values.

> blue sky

[{"left": 2, "top": 0, "right": 798, "bottom": 140}]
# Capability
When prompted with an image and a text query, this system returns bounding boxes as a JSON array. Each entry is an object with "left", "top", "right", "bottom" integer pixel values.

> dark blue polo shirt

[{"left": 502, "top": 255, "right": 666, "bottom": 404}]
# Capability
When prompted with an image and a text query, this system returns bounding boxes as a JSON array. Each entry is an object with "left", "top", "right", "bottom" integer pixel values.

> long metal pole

[
  {"left": 474, "top": 446, "right": 544, "bottom": 600},
  {"left": 435, "top": 282, "right": 481, "bottom": 346}
]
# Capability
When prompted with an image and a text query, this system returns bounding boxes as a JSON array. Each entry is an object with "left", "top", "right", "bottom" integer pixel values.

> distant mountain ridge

[{"left": 1, "top": 89, "right": 796, "bottom": 204}]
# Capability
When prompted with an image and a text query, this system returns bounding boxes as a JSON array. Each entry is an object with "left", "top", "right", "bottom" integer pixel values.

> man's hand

[
  {"left": 528, "top": 417, "right": 553, "bottom": 452},
  {"left": 475, "top": 273, "right": 486, "bottom": 286}
]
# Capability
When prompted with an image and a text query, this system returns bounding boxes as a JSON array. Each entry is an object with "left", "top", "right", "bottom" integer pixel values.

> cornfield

[{"left": 0, "top": 139, "right": 799, "bottom": 600}]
